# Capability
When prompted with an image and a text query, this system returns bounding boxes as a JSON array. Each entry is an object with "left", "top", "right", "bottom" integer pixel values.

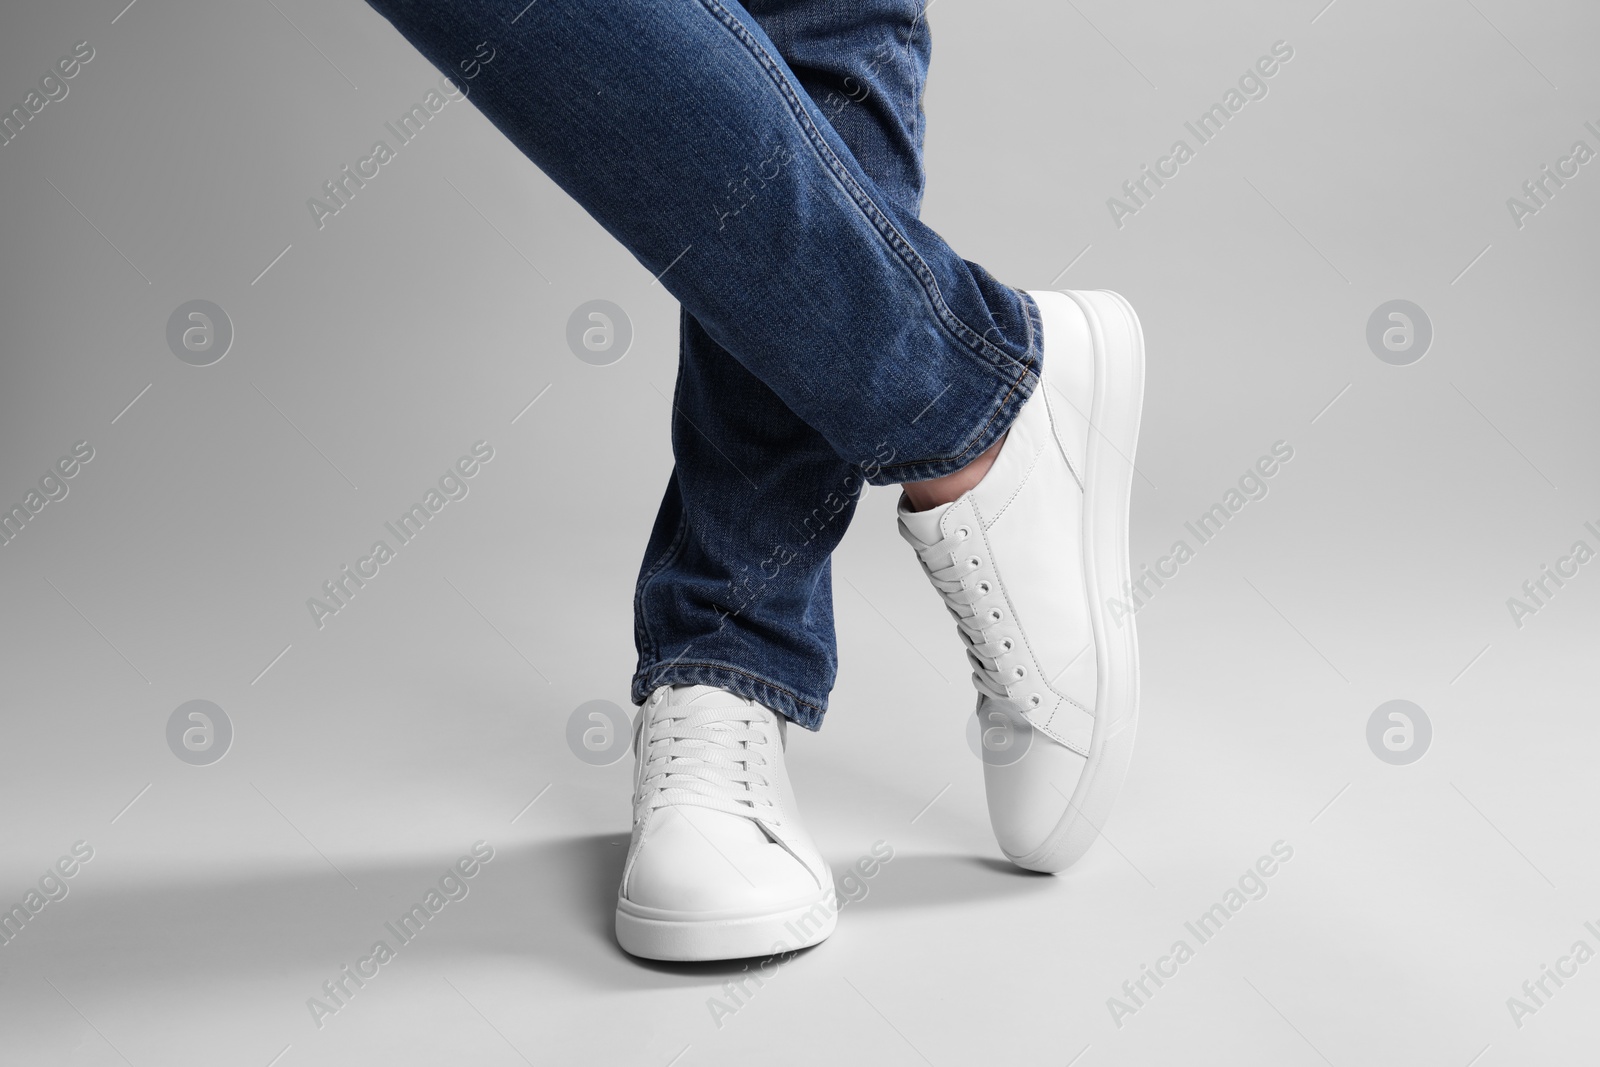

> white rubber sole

[
  {"left": 615, "top": 889, "right": 838, "bottom": 962},
  {"left": 1011, "top": 289, "right": 1145, "bottom": 874}
]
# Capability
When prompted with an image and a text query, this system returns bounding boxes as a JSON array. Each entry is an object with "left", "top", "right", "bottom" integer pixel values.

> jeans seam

[
  {"left": 875, "top": 362, "right": 1031, "bottom": 475},
  {"left": 634, "top": 330, "right": 693, "bottom": 666},
  {"left": 904, "top": 2, "right": 927, "bottom": 168},
  {"left": 870, "top": 289, "right": 1040, "bottom": 477},
  {"left": 633, "top": 509, "right": 690, "bottom": 666},
  {"left": 697, "top": 0, "right": 1027, "bottom": 380}
]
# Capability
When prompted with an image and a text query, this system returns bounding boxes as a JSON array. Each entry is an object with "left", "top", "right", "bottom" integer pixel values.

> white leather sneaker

[
  {"left": 615, "top": 684, "right": 837, "bottom": 960},
  {"left": 899, "top": 289, "right": 1144, "bottom": 873}
]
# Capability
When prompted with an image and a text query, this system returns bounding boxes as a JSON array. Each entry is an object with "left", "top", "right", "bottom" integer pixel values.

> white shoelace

[
  {"left": 909, "top": 524, "right": 1037, "bottom": 708},
  {"left": 636, "top": 698, "right": 780, "bottom": 824}
]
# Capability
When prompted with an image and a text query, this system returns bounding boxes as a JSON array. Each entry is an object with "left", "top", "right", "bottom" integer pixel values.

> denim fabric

[{"left": 363, "top": 0, "right": 1041, "bottom": 727}]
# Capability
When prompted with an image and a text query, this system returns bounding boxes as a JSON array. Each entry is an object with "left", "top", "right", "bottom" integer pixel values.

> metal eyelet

[
  {"left": 977, "top": 581, "right": 992, "bottom": 595},
  {"left": 1013, "top": 665, "right": 1028, "bottom": 680},
  {"left": 1029, "top": 694, "right": 1042, "bottom": 707},
  {"left": 989, "top": 608, "right": 1003, "bottom": 622},
  {"left": 1001, "top": 638, "right": 1013, "bottom": 652}
]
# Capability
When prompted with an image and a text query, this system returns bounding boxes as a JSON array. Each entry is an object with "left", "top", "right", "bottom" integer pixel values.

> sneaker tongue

[
  {"left": 675, "top": 684, "right": 749, "bottom": 709},
  {"left": 670, "top": 686, "right": 768, "bottom": 738},
  {"left": 897, "top": 495, "right": 952, "bottom": 546}
]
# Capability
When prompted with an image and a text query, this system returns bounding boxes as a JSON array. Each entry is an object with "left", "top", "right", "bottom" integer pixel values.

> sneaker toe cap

[
  {"left": 984, "top": 734, "right": 1088, "bottom": 861},
  {"left": 625, "top": 807, "right": 822, "bottom": 913}
]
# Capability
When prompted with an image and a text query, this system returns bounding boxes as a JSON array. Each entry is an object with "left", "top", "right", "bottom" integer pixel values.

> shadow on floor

[{"left": 4, "top": 834, "right": 1084, "bottom": 997}]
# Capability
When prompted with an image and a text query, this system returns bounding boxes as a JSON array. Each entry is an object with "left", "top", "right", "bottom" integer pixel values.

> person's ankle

[{"left": 901, "top": 433, "right": 1006, "bottom": 512}]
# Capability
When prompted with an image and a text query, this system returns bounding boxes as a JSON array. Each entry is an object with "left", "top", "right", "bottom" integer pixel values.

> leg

[
  {"left": 634, "top": 0, "right": 940, "bottom": 726},
  {"left": 363, "top": 0, "right": 1143, "bottom": 954},
  {"left": 361, "top": 0, "right": 1039, "bottom": 486},
  {"left": 362, "top": 0, "right": 1035, "bottom": 963}
]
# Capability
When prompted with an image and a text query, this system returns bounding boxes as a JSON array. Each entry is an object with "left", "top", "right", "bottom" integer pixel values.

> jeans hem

[
  {"left": 862, "top": 287, "right": 1043, "bottom": 486},
  {"left": 631, "top": 658, "right": 828, "bottom": 731}
]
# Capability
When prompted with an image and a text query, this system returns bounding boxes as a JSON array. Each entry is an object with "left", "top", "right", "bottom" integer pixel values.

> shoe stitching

[{"left": 977, "top": 436, "right": 1045, "bottom": 532}]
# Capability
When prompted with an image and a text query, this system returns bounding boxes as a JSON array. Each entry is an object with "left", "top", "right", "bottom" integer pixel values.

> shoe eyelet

[
  {"left": 968, "top": 556, "right": 981, "bottom": 569},
  {"left": 1001, "top": 638, "right": 1013, "bottom": 652},
  {"left": 977, "top": 581, "right": 992, "bottom": 595},
  {"left": 1029, "top": 694, "right": 1042, "bottom": 707},
  {"left": 1013, "top": 665, "right": 1027, "bottom": 680},
  {"left": 957, "top": 526, "right": 971, "bottom": 540},
  {"left": 989, "top": 608, "right": 1003, "bottom": 623}
]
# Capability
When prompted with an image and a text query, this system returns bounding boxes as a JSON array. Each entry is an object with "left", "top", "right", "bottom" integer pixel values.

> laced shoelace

[
  {"left": 910, "top": 523, "right": 1038, "bottom": 708},
  {"left": 636, "top": 701, "right": 780, "bottom": 824}
]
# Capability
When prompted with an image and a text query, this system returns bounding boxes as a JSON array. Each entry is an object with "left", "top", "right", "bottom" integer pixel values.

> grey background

[{"left": 1, "top": 0, "right": 1595, "bottom": 1064}]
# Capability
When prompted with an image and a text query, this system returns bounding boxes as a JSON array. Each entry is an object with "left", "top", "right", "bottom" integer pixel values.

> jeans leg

[
  {"left": 744, "top": 0, "right": 934, "bottom": 217},
  {"left": 362, "top": 0, "right": 1043, "bottom": 725},
  {"left": 635, "top": 1, "right": 940, "bottom": 727},
  {"left": 633, "top": 315, "right": 862, "bottom": 727},
  {"left": 361, "top": 0, "right": 1041, "bottom": 483}
]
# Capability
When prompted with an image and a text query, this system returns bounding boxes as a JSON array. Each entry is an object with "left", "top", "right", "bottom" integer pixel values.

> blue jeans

[{"left": 363, "top": 0, "right": 1041, "bottom": 728}]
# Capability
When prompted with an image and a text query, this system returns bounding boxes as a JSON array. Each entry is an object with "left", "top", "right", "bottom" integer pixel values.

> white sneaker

[
  {"left": 615, "top": 684, "right": 837, "bottom": 960},
  {"left": 899, "top": 289, "right": 1144, "bottom": 873}
]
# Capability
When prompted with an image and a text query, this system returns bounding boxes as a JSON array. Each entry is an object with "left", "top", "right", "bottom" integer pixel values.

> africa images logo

[
  {"left": 1106, "top": 841, "right": 1294, "bottom": 1029},
  {"left": 306, "top": 841, "right": 495, "bottom": 1029},
  {"left": 306, "top": 442, "right": 495, "bottom": 629},
  {"left": 1106, "top": 40, "right": 1294, "bottom": 229},
  {"left": 1108, "top": 441, "right": 1294, "bottom": 625}
]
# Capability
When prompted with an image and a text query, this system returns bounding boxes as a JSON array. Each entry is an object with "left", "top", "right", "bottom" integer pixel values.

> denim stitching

[
  {"left": 633, "top": 324, "right": 695, "bottom": 665},
  {"left": 632, "top": 658, "right": 828, "bottom": 726},
  {"left": 902, "top": 2, "right": 927, "bottom": 187},
  {"left": 697, "top": 0, "right": 1027, "bottom": 379},
  {"left": 870, "top": 357, "right": 1035, "bottom": 479},
  {"left": 633, "top": 508, "right": 690, "bottom": 665},
  {"left": 868, "top": 288, "right": 1041, "bottom": 479}
]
